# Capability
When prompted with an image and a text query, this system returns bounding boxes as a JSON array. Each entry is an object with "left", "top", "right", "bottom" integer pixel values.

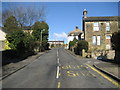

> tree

[
  {"left": 32, "top": 21, "right": 49, "bottom": 51},
  {"left": 2, "top": 5, "right": 46, "bottom": 29},
  {"left": 6, "top": 30, "right": 25, "bottom": 52},
  {"left": 6, "top": 31, "right": 36, "bottom": 54},
  {"left": 3, "top": 16, "right": 20, "bottom": 33},
  {"left": 69, "top": 38, "right": 78, "bottom": 50},
  {"left": 23, "top": 33, "right": 36, "bottom": 52}
]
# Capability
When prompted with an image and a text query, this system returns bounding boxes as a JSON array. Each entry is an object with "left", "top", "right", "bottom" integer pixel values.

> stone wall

[
  {"left": 84, "top": 21, "right": 118, "bottom": 51},
  {"left": 85, "top": 50, "right": 115, "bottom": 60}
]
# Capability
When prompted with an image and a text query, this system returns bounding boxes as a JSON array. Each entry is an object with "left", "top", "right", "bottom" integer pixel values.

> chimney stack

[
  {"left": 76, "top": 26, "right": 78, "bottom": 29},
  {"left": 83, "top": 9, "right": 87, "bottom": 18}
]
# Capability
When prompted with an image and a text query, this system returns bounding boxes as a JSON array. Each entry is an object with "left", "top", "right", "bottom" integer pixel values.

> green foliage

[
  {"left": 3, "top": 16, "right": 20, "bottom": 33},
  {"left": 6, "top": 31, "right": 36, "bottom": 54},
  {"left": 32, "top": 21, "right": 49, "bottom": 51},
  {"left": 23, "top": 33, "right": 36, "bottom": 51},
  {"left": 111, "top": 31, "right": 120, "bottom": 51},
  {"left": 75, "top": 40, "right": 88, "bottom": 55},
  {"left": 32, "top": 21, "right": 49, "bottom": 31},
  {"left": 69, "top": 38, "right": 78, "bottom": 50},
  {"left": 77, "top": 40, "right": 88, "bottom": 52},
  {"left": 6, "top": 30, "right": 25, "bottom": 50},
  {"left": 32, "top": 30, "right": 41, "bottom": 40},
  {"left": 51, "top": 44, "right": 54, "bottom": 48}
]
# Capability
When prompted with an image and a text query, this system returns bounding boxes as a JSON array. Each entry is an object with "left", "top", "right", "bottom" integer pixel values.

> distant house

[
  {"left": 82, "top": 9, "right": 119, "bottom": 51},
  {"left": 0, "top": 27, "right": 7, "bottom": 51},
  {"left": 23, "top": 30, "right": 33, "bottom": 34},
  {"left": 67, "top": 26, "right": 83, "bottom": 48},
  {"left": 48, "top": 41, "right": 64, "bottom": 48}
]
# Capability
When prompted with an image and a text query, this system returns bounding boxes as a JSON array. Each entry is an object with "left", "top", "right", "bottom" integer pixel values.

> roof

[
  {"left": 68, "top": 26, "right": 83, "bottom": 36},
  {"left": 48, "top": 41, "right": 64, "bottom": 42},
  {"left": 83, "top": 16, "right": 119, "bottom": 21}
]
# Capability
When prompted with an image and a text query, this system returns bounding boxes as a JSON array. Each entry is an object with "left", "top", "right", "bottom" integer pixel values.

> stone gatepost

[{"left": 82, "top": 49, "right": 85, "bottom": 57}]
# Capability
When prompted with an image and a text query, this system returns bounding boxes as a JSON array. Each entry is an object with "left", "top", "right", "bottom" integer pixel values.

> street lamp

[{"left": 40, "top": 29, "right": 45, "bottom": 52}]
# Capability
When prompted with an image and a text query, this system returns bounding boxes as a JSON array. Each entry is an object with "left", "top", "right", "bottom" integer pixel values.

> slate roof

[
  {"left": 68, "top": 26, "right": 83, "bottom": 36},
  {"left": 83, "top": 16, "right": 119, "bottom": 21}
]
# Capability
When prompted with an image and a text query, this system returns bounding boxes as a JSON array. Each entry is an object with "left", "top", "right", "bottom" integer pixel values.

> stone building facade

[
  {"left": 83, "top": 9, "right": 119, "bottom": 51},
  {"left": 48, "top": 41, "right": 64, "bottom": 48}
]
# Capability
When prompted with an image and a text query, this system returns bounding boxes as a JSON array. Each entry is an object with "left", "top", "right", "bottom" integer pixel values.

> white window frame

[
  {"left": 92, "top": 36, "right": 96, "bottom": 45},
  {"left": 97, "top": 36, "right": 101, "bottom": 45},
  {"left": 106, "top": 35, "right": 111, "bottom": 39},
  {"left": 106, "top": 22, "right": 110, "bottom": 31},
  {"left": 93, "top": 22, "right": 99, "bottom": 31}
]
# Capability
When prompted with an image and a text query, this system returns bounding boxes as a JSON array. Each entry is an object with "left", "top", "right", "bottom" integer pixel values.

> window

[
  {"left": 106, "top": 45, "right": 111, "bottom": 49},
  {"left": 106, "top": 35, "right": 111, "bottom": 39},
  {"left": 92, "top": 36, "right": 96, "bottom": 45},
  {"left": 106, "top": 22, "right": 110, "bottom": 31},
  {"left": 92, "top": 35, "right": 101, "bottom": 45},
  {"left": 93, "top": 22, "right": 99, "bottom": 31},
  {"left": 97, "top": 36, "right": 101, "bottom": 45}
]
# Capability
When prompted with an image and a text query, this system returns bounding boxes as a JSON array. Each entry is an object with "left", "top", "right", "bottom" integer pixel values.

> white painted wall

[
  {"left": 0, "top": 28, "right": 6, "bottom": 51},
  {"left": 68, "top": 36, "right": 74, "bottom": 44},
  {"left": 0, "top": 28, "right": 6, "bottom": 41}
]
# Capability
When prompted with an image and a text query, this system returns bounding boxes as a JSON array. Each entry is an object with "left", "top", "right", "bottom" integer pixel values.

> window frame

[
  {"left": 97, "top": 36, "right": 101, "bottom": 46},
  {"left": 93, "top": 22, "right": 99, "bottom": 31},
  {"left": 92, "top": 35, "right": 97, "bottom": 45},
  {"left": 106, "top": 22, "right": 110, "bottom": 31}
]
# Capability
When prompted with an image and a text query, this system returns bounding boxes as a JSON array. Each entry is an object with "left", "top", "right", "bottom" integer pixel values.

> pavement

[
  {"left": 1, "top": 48, "right": 120, "bottom": 88},
  {"left": 93, "top": 61, "right": 120, "bottom": 81}
]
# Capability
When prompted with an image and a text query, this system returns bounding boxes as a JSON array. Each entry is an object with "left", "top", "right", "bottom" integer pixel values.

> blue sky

[{"left": 2, "top": 2, "right": 119, "bottom": 43}]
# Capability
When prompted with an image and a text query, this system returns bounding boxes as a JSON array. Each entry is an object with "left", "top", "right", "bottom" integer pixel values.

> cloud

[{"left": 54, "top": 32, "right": 67, "bottom": 39}]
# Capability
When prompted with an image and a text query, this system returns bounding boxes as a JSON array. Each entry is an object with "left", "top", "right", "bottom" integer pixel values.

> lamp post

[{"left": 40, "top": 29, "right": 45, "bottom": 52}]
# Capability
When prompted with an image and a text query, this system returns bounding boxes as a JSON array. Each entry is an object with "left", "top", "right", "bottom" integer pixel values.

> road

[{"left": 2, "top": 48, "right": 119, "bottom": 88}]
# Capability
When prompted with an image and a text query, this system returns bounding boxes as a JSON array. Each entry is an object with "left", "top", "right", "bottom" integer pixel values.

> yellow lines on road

[
  {"left": 80, "top": 72, "right": 85, "bottom": 76},
  {"left": 86, "top": 64, "right": 120, "bottom": 88},
  {"left": 57, "top": 81, "right": 61, "bottom": 88},
  {"left": 77, "top": 65, "right": 80, "bottom": 69},
  {"left": 88, "top": 71, "right": 96, "bottom": 77},
  {"left": 68, "top": 65, "right": 72, "bottom": 69}
]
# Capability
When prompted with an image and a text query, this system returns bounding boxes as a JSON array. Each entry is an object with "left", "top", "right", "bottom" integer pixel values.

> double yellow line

[
  {"left": 57, "top": 81, "right": 61, "bottom": 88},
  {"left": 86, "top": 64, "right": 120, "bottom": 88}
]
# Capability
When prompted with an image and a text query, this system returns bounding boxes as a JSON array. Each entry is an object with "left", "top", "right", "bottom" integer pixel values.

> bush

[
  {"left": 75, "top": 40, "right": 88, "bottom": 55},
  {"left": 2, "top": 50, "right": 18, "bottom": 60},
  {"left": 111, "top": 30, "right": 120, "bottom": 51},
  {"left": 6, "top": 30, "right": 25, "bottom": 52},
  {"left": 6, "top": 30, "right": 36, "bottom": 54},
  {"left": 69, "top": 38, "right": 78, "bottom": 50}
]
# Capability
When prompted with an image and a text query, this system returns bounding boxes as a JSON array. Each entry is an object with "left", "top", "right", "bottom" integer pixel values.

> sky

[{"left": 2, "top": 2, "right": 119, "bottom": 43}]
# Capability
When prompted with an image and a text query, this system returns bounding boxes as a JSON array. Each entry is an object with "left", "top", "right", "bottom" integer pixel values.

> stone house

[
  {"left": 83, "top": 9, "right": 119, "bottom": 51},
  {"left": 82, "top": 9, "right": 119, "bottom": 59}
]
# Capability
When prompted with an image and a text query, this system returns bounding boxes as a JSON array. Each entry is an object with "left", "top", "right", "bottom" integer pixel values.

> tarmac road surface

[{"left": 2, "top": 48, "right": 119, "bottom": 88}]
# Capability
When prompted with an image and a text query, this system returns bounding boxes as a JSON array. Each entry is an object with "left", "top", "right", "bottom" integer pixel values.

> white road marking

[
  {"left": 56, "top": 66, "right": 60, "bottom": 79},
  {"left": 57, "top": 58, "right": 60, "bottom": 64},
  {"left": 57, "top": 50, "right": 58, "bottom": 57}
]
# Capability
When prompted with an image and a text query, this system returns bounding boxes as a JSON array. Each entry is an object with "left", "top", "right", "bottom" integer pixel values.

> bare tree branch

[{"left": 2, "top": 4, "right": 46, "bottom": 29}]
